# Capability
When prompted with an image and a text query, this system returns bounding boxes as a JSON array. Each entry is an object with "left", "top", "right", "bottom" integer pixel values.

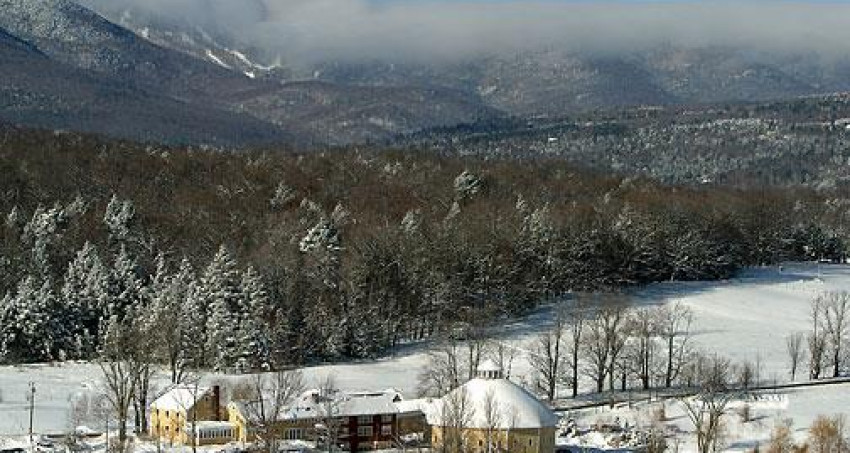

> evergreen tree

[
  {"left": 202, "top": 245, "right": 243, "bottom": 371},
  {"left": 237, "top": 266, "right": 271, "bottom": 371},
  {"left": 60, "top": 242, "right": 108, "bottom": 359},
  {"left": 105, "top": 246, "right": 143, "bottom": 320},
  {"left": 22, "top": 204, "right": 68, "bottom": 276},
  {"left": 0, "top": 277, "right": 64, "bottom": 362},
  {"left": 181, "top": 263, "right": 208, "bottom": 370},
  {"left": 104, "top": 195, "right": 135, "bottom": 243}
]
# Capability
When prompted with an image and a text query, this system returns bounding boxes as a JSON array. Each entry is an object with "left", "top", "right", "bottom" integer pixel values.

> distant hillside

[
  {"left": 402, "top": 94, "right": 850, "bottom": 188},
  {"left": 78, "top": 3, "right": 850, "bottom": 119},
  {"left": 0, "top": 0, "right": 504, "bottom": 146}
]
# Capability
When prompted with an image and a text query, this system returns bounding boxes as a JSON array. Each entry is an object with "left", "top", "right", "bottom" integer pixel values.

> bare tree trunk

[{"left": 785, "top": 332, "right": 804, "bottom": 381}]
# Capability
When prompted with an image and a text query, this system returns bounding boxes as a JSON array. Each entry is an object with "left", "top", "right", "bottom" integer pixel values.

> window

[
  {"left": 284, "top": 428, "right": 304, "bottom": 440},
  {"left": 381, "top": 414, "right": 393, "bottom": 423},
  {"left": 357, "top": 415, "right": 373, "bottom": 425},
  {"left": 381, "top": 425, "right": 392, "bottom": 436},
  {"left": 357, "top": 426, "right": 373, "bottom": 437}
]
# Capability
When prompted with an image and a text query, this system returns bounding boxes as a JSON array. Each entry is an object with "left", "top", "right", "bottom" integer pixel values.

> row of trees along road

[{"left": 418, "top": 294, "right": 696, "bottom": 401}]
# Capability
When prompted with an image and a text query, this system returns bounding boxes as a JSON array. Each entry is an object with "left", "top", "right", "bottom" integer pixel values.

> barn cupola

[{"left": 476, "top": 359, "right": 504, "bottom": 380}]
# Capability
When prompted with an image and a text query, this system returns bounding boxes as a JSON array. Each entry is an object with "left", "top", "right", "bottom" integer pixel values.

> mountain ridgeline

[{"left": 4, "top": 0, "right": 850, "bottom": 158}]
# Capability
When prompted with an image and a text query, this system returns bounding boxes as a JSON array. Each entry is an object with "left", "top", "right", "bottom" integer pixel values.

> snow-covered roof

[
  {"left": 337, "top": 392, "right": 398, "bottom": 417},
  {"left": 151, "top": 386, "right": 210, "bottom": 412},
  {"left": 231, "top": 388, "right": 402, "bottom": 423},
  {"left": 477, "top": 359, "right": 501, "bottom": 374},
  {"left": 192, "top": 421, "right": 235, "bottom": 432},
  {"left": 428, "top": 378, "right": 558, "bottom": 429},
  {"left": 395, "top": 398, "right": 435, "bottom": 415}
]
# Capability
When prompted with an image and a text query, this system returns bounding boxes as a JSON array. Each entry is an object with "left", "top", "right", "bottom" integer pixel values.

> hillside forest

[{"left": 0, "top": 124, "right": 846, "bottom": 373}]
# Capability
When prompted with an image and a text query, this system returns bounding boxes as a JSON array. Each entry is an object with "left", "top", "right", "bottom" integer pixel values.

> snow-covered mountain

[
  {"left": 107, "top": 7, "right": 292, "bottom": 82},
  {"left": 0, "top": 0, "right": 505, "bottom": 145},
  {"left": 4, "top": 0, "right": 850, "bottom": 146}
]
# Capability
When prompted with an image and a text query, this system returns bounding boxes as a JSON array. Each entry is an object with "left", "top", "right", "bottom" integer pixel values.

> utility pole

[{"left": 28, "top": 382, "right": 35, "bottom": 450}]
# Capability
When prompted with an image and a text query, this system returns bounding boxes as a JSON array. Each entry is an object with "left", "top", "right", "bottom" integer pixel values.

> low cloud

[{"left": 81, "top": 0, "right": 850, "bottom": 64}]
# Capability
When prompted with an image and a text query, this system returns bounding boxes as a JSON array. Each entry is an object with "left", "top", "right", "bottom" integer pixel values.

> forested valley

[{"left": 0, "top": 123, "right": 846, "bottom": 372}]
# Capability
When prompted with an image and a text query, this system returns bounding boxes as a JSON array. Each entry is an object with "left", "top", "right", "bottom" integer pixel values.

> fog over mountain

[
  {"left": 80, "top": 0, "right": 850, "bottom": 64},
  {"left": 5, "top": 0, "right": 850, "bottom": 146}
]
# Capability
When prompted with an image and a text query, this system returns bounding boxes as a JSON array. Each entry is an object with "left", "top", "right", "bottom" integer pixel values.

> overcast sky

[{"left": 82, "top": 0, "right": 850, "bottom": 64}]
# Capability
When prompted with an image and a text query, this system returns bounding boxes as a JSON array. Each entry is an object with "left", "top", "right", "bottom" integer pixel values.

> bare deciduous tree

[
  {"left": 809, "top": 297, "right": 827, "bottom": 380},
  {"left": 819, "top": 291, "right": 850, "bottom": 378},
  {"left": 626, "top": 307, "right": 660, "bottom": 390},
  {"left": 97, "top": 316, "right": 139, "bottom": 452},
  {"left": 529, "top": 307, "right": 565, "bottom": 402},
  {"left": 317, "top": 375, "right": 342, "bottom": 452},
  {"left": 681, "top": 354, "right": 735, "bottom": 453},
  {"left": 482, "top": 390, "right": 503, "bottom": 453},
  {"left": 128, "top": 305, "right": 159, "bottom": 436},
  {"left": 658, "top": 301, "right": 693, "bottom": 388},
  {"left": 242, "top": 370, "right": 305, "bottom": 453},
  {"left": 768, "top": 418, "right": 795, "bottom": 453},
  {"left": 419, "top": 337, "right": 465, "bottom": 397},
  {"left": 785, "top": 332, "right": 805, "bottom": 381},
  {"left": 808, "top": 414, "right": 849, "bottom": 453},
  {"left": 175, "top": 374, "right": 204, "bottom": 453},
  {"left": 438, "top": 386, "right": 473, "bottom": 453},
  {"left": 488, "top": 340, "right": 517, "bottom": 379},
  {"left": 582, "top": 295, "right": 628, "bottom": 393},
  {"left": 738, "top": 359, "right": 755, "bottom": 390},
  {"left": 564, "top": 295, "right": 587, "bottom": 398}
]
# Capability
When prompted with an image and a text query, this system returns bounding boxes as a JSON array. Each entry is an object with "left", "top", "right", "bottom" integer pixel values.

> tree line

[{"left": 0, "top": 126, "right": 846, "bottom": 370}]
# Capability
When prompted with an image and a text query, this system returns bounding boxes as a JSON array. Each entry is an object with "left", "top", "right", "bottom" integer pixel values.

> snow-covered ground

[
  {"left": 634, "top": 262, "right": 847, "bottom": 384},
  {"left": 3, "top": 263, "right": 850, "bottom": 450},
  {"left": 559, "top": 383, "right": 850, "bottom": 452}
]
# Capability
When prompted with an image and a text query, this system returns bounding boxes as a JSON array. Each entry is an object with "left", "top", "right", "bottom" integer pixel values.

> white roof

[
  {"left": 395, "top": 398, "right": 434, "bottom": 414},
  {"left": 337, "top": 393, "right": 397, "bottom": 417},
  {"left": 151, "top": 386, "right": 210, "bottom": 412},
  {"left": 232, "top": 388, "right": 401, "bottom": 422},
  {"left": 428, "top": 378, "right": 558, "bottom": 429},
  {"left": 193, "top": 421, "right": 235, "bottom": 431},
  {"left": 477, "top": 359, "right": 501, "bottom": 374}
]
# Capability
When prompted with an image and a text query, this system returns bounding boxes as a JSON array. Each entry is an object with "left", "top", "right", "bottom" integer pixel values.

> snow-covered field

[
  {"left": 4, "top": 263, "right": 850, "bottom": 450},
  {"left": 559, "top": 383, "right": 850, "bottom": 452},
  {"left": 634, "top": 262, "right": 847, "bottom": 384}
]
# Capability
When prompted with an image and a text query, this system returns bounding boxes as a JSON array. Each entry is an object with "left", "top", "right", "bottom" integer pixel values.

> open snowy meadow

[{"left": 3, "top": 262, "right": 850, "bottom": 450}]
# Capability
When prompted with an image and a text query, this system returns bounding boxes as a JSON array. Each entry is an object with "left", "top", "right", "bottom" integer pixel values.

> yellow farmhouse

[{"left": 149, "top": 385, "right": 232, "bottom": 446}]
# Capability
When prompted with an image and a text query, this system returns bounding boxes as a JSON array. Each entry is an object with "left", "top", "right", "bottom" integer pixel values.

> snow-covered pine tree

[
  {"left": 299, "top": 218, "right": 344, "bottom": 358},
  {"left": 270, "top": 183, "right": 297, "bottom": 210},
  {"left": 202, "top": 245, "right": 244, "bottom": 371},
  {"left": 5, "top": 206, "right": 20, "bottom": 231},
  {"left": 0, "top": 207, "right": 25, "bottom": 298},
  {"left": 103, "top": 195, "right": 135, "bottom": 243},
  {"left": 344, "top": 294, "right": 381, "bottom": 358},
  {"left": 105, "top": 246, "right": 144, "bottom": 320},
  {"left": 156, "top": 257, "right": 196, "bottom": 382},
  {"left": 453, "top": 170, "right": 483, "bottom": 201},
  {"left": 179, "top": 259, "right": 209, "bottom": 370},
  {"left": 401, "top": 209, "right": 423, "bottom": 235},
  {"left": 237, "top": 266, "right": 271, "bottom": 371},
  {"left": 61, "top": 242, "right": 109, "bottom": 359},
  {"left": 0, "top": 276, "right": 64, "bottom": 362},
  {"left": 22, "top": 203, "right": 68, "bottom": 276}
]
